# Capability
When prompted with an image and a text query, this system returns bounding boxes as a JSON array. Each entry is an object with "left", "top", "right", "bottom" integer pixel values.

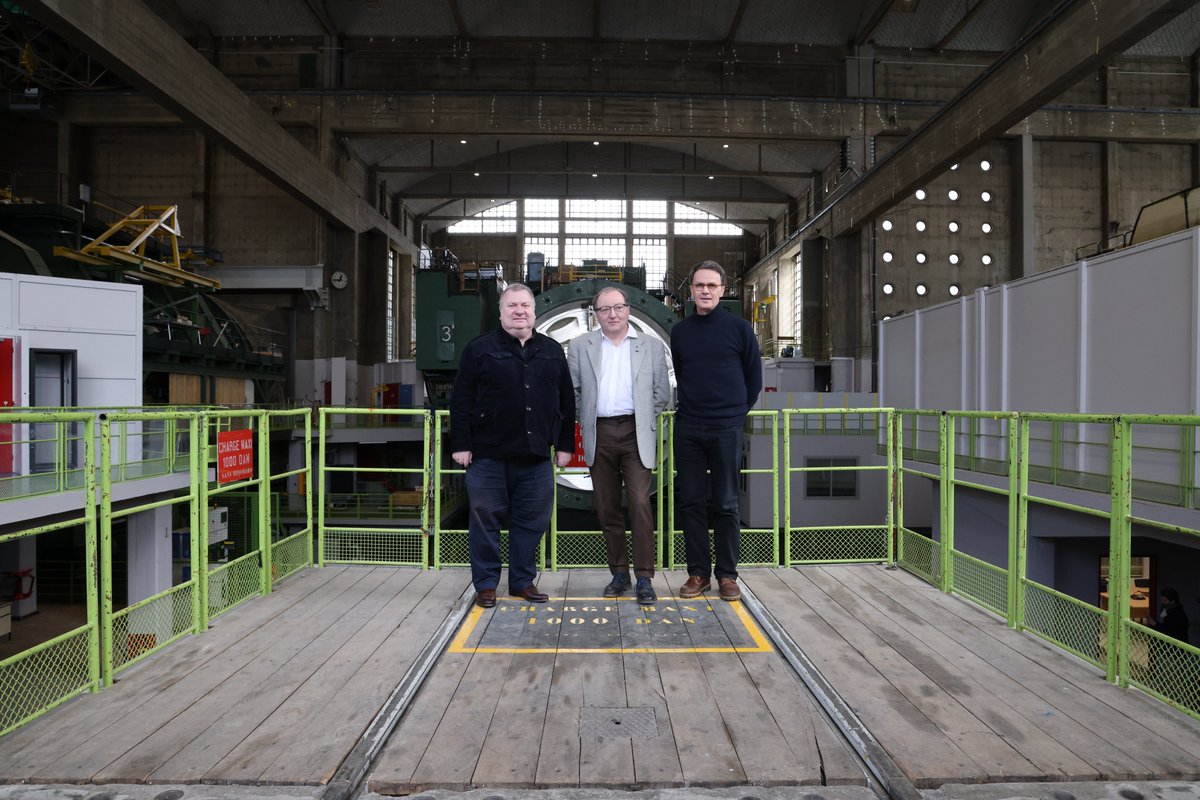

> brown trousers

[{"left": 591, "top": 416, "right": 655, "bottom": 578}]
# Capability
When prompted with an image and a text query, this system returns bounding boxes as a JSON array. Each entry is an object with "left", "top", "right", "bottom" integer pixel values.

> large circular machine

[{"left": 534, "top": 279, "right": 679, "bottom": 510}]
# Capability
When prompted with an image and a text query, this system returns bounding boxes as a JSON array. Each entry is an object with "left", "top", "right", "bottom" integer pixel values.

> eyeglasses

[
  {"left": 594, "top": 303, "right": 629, "bottom": 315},
  {"left": 691, "top": 282, "right": 722, "bottom": 292}
]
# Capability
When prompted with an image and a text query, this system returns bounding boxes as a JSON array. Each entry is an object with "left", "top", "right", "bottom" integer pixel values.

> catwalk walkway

[{"left": 1, "top": 564, "right": 1198, "bottom": 796}]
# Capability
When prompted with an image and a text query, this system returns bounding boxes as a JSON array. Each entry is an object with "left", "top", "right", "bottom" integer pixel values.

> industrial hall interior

[{"left": 3, "top": 1, "right": 1200, "bottom": 799}]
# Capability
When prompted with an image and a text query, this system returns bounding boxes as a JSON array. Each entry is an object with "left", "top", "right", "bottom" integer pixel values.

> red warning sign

[{"left": 217, "top": 429, "right": 254, "bottom": 484}]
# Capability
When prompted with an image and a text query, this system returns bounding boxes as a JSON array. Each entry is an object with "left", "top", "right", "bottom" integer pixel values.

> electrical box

[{"left": 207, "top": 506, "right": 229, "bottom": 546}]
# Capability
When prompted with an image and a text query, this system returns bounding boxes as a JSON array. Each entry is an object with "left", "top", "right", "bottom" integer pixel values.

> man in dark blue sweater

[{"left": 670, "top": 260, "right": 762, "bottom": 601}]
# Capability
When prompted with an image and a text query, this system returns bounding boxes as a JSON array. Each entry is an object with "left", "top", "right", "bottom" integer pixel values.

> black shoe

[
  {"left": 603, "top": 572, "right": 631, "bottom": 597},
  {"left": 635, "top": 577, "right": 656, "bottom": 605}
]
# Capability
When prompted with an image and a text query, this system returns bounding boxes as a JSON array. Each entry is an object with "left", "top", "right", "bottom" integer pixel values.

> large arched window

[{"left": 446, "top": 199, "right": 745, "bottom": 291}]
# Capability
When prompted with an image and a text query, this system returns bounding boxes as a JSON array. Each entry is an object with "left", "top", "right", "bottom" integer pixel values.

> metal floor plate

[{"left": 578, "top": 706, "right": 659, "bottom": 739}]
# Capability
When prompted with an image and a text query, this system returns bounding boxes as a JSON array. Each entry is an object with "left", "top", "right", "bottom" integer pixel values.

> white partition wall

[
  {"left": 881, "top": 227, "right": 1200, "bottom": 417},
  {"left": 0, "top": 272, "right": 142, "bottom": 409}
]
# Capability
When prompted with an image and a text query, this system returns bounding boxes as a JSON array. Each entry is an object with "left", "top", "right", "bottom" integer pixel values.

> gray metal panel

[
  {"left": 915, "top": 303, "right": 964, "bottom": 411},
  {"left": 1084, "top": 231, "right": 1195, "bottom": 414},
  {"left": 880, "top": 312, "right": 918, "bottom": 409},
  {"left": 1005, "top": 271, "right": 1080, "bottom": 413},
  {"left": 980, "top": 286, "right": 1005, "bottom": 411}
]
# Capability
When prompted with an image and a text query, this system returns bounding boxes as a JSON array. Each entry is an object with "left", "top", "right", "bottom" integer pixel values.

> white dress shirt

[{"left": 597, "top": 327, "right": 637, "bottom": 417}]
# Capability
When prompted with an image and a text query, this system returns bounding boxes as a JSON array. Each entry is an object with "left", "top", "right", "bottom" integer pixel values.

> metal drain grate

[{"left": 579, "top": 706, "right": 658, "bottom": 739}]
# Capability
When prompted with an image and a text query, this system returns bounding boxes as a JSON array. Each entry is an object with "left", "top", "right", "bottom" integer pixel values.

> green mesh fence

[
  {"left": 208, "top": 552, "right": 264, "bottom": 618},
  {"left": 950, "top": 550, "right": 1008, "bottom": 616},
  {"left": 323, "top": 527, "right": 426, "bottom": 566},
  {"left": 897, "top": 527, "right": 939, "bottom": 583},
  {"left": 1022, "top": 580, "right": 1105, "bottom": 666},
  {"left": 552, "top": 530, "right": 612, "bottom": 568},
  {"left": 1125, "top": 623, "right": 1200, "bottom": 717},
  {"left": 111, "top": 583, "right": 196, "bottom": 673},
  {"left": 787, "top": 526, "right": 889, "bottom": 564},
  {"left": 436, "top": 529, "right": 475, "bottom": 567},
  {"left": 667, "top": 529, "right": 778, "bottom": 570},
  {"left": 271, "top": 530, "right": 312, "bottom": 583},
  {"left": 0, "top": 626, "right": 94, "bottom": 736}
]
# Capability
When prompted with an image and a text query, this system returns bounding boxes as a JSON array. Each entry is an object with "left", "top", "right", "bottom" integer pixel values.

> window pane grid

[
  {"left": 524, "top": 198, "right": 560, "bottom": 218},
  {"left": 633, "top": 200, "right": 668, "bottom": 219},
  {"left": 566, "top": 219, "right": 627, "bottom": 234},
  {"left": 564, "top": 237, "right": 625, "bottom": 266},
  {"left": 524, "top": 237, "right": 560, "bottom": 267},
  {"left": 632, "top": 238, "right": 667, "bottom": 291},
  {"left": 567, "top": 199, "right": 625, "bottom": 218}
]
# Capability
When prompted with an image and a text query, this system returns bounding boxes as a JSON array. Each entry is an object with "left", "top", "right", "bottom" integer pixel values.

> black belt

[{"left": 598, "top": 414, "right": 634, "bottom": 422}]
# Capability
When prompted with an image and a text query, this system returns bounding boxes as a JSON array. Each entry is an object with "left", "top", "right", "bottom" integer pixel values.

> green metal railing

[
  {"left": 783, "top": 409, "right": 892, "bottom": 565},
  {"left": 6, "top": 404, "right": 1200, "bottom": 737},
  {"left": 100, "top": 411, "right": 200, "bottom": 684},
  {"left": 318, "top": 408, "right": 429, "bottom": 567},
  {"left": 895, "top": 409, "right": 1200, "bottom": 720},
  {"left": 0, "top": 412, "right": 98, "bottom": 736}
]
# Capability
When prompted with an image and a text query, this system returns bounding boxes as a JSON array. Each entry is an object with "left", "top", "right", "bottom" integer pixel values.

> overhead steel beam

[
  {"left": 59, "top": 91, "right": 1200, "bottom": 145},
  {"left": 21, "top": 0, "right": 385, "bottom": 233},
  {"left": 398, "top": 190, "right": 789, "bottom": 203},
  {"left": 377, "top": 165, "right": 818, "bottom": 179},
  {"left": 830, "top": 0, "right": 1200, "bottom": 237}
]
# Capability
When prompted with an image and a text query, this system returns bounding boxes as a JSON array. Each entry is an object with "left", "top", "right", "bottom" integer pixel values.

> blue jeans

[
  {"left": 465, "top": 456, "right": 553, "bottom": 592},
  {"left": 673, "top": 420, "right": 743, "bottom": 580}
]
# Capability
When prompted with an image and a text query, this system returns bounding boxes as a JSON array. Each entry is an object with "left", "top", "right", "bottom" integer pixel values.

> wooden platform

[
  {"left": 1, "top": 564, "right": 1199, "bottom": 793},
  {"left": 370, "top": 568, "right": 863, "bottom": 793},
  {"left": 0, "top": 566, "right": 466, "bottom": 785},
  {"left": 745, "top": 565, "right": 1200, "bottom": 787}
]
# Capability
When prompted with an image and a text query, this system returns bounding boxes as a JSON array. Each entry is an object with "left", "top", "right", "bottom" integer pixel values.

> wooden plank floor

[
  {"left": 4, "top": 563, "right": 1200, "bottom": 793},
  {"left": 368, "top": 568, "right": 865, "bottom": 794},
  {"left": 0, "top": 565, "right": 468, "bottom": 786},
  {"left": 744, "top": 564, "right": 1200, "bottom": 788}
]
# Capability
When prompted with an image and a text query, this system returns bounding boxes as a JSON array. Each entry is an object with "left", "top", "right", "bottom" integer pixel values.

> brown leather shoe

[
  {"left": 718, "top": 577, "right": 741, "bottom": 601},
  {"left": 475, "top": 588, "right": 496, "bottom": 608},
  {"left": 679, "top": 575, "right": 711, "bottom": 598},
  {"left": 509, "top": 585, "right": 549, "bottom": 603}
]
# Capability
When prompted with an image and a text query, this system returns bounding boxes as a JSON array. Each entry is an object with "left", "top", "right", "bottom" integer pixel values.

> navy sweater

[{"left": 670, "top": 308, "right": 762, "bottom": 426}]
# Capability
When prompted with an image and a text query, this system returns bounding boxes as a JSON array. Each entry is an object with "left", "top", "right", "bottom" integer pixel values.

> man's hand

[
  {"left": 555, "top": 451, "right": 573, "bottom": 468},
  {"left": 452, "top": 450, "right": 472, "bottom": 468}
]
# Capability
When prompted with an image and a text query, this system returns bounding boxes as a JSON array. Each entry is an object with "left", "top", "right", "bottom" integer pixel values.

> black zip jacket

[{"left": 449, "top": 328, "right": 576, "bottom": 459}]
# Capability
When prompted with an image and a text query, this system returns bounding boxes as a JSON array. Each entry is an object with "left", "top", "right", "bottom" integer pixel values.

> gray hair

[{"left": 499, "top": 282, "right": 536, "bottom": 305}]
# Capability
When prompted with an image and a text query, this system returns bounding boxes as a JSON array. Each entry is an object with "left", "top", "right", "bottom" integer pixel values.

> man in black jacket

[{"left": 450, "top": 283, "right": 576, "bottom": 609}]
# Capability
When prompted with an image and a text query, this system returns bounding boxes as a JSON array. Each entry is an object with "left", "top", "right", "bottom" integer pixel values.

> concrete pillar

[
  {"left": 1010, "top": 131, "right": 1035, "bottom": 278},
  {"left": 127, "top": 505, "right": 172, "bottom": 605},
  {"left": 827, "top": 232, "right": 861, "bottom": 364},
  {"left": 359, "top": 230, "right": 390, "bottom": 366},
  {"left": 191, "top": 132, "right": 209, "bottom": 247},
  {"left": 1100, "top": 66, "right": 1118, "bottom": 242}
]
